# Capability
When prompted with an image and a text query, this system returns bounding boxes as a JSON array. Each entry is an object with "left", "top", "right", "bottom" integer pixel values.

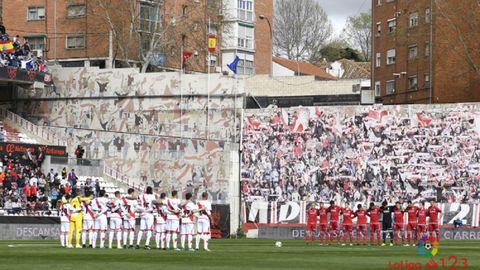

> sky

[{"left": 316, "top": 0, "right": 371, "bottom": 35}]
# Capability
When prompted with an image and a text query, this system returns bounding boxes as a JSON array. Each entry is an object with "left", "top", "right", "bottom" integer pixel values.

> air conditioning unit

[{"left": 32, "top": 49, "right": 43, "bottom": 58}]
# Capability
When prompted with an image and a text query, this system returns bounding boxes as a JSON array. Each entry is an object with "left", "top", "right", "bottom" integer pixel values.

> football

[
  {"left": 275, "top": 241, "right": 283, "bottom": 248},
  {"left": 424, "top": 243, "right": 432, "bottom": 250}
]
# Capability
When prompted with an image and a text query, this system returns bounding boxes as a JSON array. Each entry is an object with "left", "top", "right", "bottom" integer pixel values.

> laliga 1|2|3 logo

[{"left": 388, "top": 235, "right": 469, "bottom": 269}]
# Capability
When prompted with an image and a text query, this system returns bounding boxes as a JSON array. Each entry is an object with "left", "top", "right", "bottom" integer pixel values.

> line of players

[
  {"left": 306, "top": 200, "right": 443, "bottom": 246},
  {"left": 58, "top": 186, "right": 212, "bottom": 251}
]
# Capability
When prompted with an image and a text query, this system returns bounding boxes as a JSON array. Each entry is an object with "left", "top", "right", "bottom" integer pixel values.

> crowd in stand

[
  {"left": 0, "top": 22, "right": 47, "bottom": 72},
  {"left": 242, "top": 106, "right": 480, "bottom": 204},
  {"left": 0, "top": 149, "right": 103, "bottom": 216}
]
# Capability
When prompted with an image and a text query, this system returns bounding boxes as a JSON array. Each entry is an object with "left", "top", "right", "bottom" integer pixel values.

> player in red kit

[
  {"left": 354, "top": 204, "right": 368, "bottom": 246},
  {"left": 417, "top": 201, "right": 428, "bottom": 240},
  {"left": 305, "top": 203, "right": 319, "bottom": 244},
  {"left": 427, "top": 200, "right": 442, "bottom": 242},
  {"left": 367, "top": 202, "right": 381, "bottom": 246},
  {"left": 317, "top": 202, "right": 329, "bottom": 245},
  {"left": 405, "top": 200, "right": 418, "bottom": 246},
  {"left": 341, "top": 205, "right": 354, "bottom": 246},
  {"left": 392, "top": 202, "right": 406, "bottom": 246},
  {"left": 328, "top": 201, "right": 341, "bottom": 245}
]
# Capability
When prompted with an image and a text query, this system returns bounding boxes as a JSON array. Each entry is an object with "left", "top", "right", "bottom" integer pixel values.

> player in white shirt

[
  {"left": 154, "top": 192, "right": 168, "bottom": 249},
  {"left": 108, "top": 191, "right": 123, "bottom": 249},
  {"left": 196, "top": 192, "right": 212, "bottom": 251},
  {"left": 121, "top": 188, "right": 138, "bottom": 249},
  {"left": 92, "top": 190, "right": 109, "bottom": 248},
  {"left": 165, "top": 190, "right": 182, "bottom": 250},
  {"left": 58, "top": 195, "right": 71, "bottom": 248},
  {"left": 136, "top": 186, "right": 157, "bottom": 250},
  {"left": 180, "top": 193, "right": 198, "bottom": 251},
  {"left": 81, "top": 191, "right": 95, "bottom": 248}
]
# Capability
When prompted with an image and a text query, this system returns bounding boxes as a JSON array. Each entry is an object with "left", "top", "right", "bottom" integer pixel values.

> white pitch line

[{"left": 7, "top": 243, "right": 57, "bottom": 248}]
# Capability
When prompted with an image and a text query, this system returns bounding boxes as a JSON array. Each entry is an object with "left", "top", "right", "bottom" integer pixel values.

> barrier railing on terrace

[
  {"left": 50, "top": 156, "right": 101, "bottom": 167},
  {"left": 0, "top": 108, "right": 67, "bottom": 146},
  {"left": 103, "top": 165, "right": 146, "bottom": 192}
]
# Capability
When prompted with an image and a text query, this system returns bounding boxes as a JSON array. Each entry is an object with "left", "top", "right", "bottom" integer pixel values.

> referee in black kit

[{"left": 380, "top": 201, "right": 394, "bottom": 246}]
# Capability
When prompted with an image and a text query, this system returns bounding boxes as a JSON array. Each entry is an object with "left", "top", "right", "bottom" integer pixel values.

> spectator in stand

[
  {"left": 0, "top": 23, "right": 5, "bottom": 35},
  {"left": 0, "top": 126, "right": 5, "bottom": 142},
  {"left": 23, "top": 182, "right": 32, "bottom": 201},
  {"left": 64, "top": 183, "right": 71, "bottom": 195},
  {"left": 68, "top": 169, "right": 77, "bottom": 187},
  {"left": 95, "top": 179, "right": 101, "bottom": 197},
  {"left": 61, "top": 167, "right": 67, "bottom": 180},
  {"left": 75, "top": 145, "right": 85, "bottom": 159},
  {"left": 47, "top": 169, "right": 55, "bottom": 183}
]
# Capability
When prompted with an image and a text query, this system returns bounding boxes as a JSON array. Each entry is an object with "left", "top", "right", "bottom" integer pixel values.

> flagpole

[
  {"left": 180, "top": 45, "right": 183, "bottom": 140},
  {"left": 206, "top": 17, "right": 211, "bottom": 141}
]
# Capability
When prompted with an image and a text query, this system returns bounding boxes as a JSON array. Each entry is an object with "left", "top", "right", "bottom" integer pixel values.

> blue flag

[{"left": 227, "top": 55, "right": 240, "bottom": 74}]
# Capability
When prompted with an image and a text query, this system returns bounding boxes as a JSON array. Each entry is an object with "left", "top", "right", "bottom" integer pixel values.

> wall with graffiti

[
  {"left": 242, "top": 103, "right": 480, "bottom": 205},
  {"left": 14, "top": 67, "right": 243, "bottom": 203}
]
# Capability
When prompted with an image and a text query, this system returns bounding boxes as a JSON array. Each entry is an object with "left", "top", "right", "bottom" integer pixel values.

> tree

[
  {"left": 319, "top": 41, "right": 364, "bottom": 62},
  {"left": 343, "top": 12, "right": 372, "bottom": 61},
  {"left": 273, "top": 0, "right": 333, "bottom": 63},
  {"left": 90, "top": 0, "right": 226, "bottom": 73}
]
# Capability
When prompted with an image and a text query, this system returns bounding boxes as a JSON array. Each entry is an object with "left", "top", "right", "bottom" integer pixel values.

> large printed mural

[
  {"left": 242, "top": 104, "right": 480, "bottom": 205},
  {"left": 15, "top": 67, "right": 243, "bottom": 203}
]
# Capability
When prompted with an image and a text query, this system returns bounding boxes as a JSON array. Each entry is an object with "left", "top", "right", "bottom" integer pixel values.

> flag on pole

[
  {"left": 208, "top": 34, "right": 217, "bottom": 53},
  {"left": 0, "top": 39, "right": 14, "bottom": 53},
  {"left": 227, "top": 55, "right": 240, "bottom": 74},
  {"left": 182, "top": 51, "right": 193, "bottom": 68}
]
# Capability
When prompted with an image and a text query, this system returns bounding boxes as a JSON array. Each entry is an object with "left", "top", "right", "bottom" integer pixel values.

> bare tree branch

[{"left": 273, "top": 0, "right": 332, "bottom": 63}]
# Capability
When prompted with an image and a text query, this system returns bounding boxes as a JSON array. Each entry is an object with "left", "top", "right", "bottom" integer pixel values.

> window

[
  {"left": 376, "top": 22, "right": 381, "bottom": 36},
  {"left": 375, "top": 81, "right": 381, "bottom": 96},
  {"left": 25, "top": 37, "right": 45, "bottom": 50},
  {"left": 408, "top": 75, "right": 418, "bottom": 90},
  {"left": 408, "top": 44, "right": 418, "bottom": 59},
  {"left": 237, "top": 59, "right": 254, "bottom": 75},
  {"left": 375, "top": 53, "right": 381, "bottom": 67},
  {"left": 139, "top": 3, "right": 161, "bottom": 32},
  {"left": 238, "top": 25, "right": 254, "bottom": 49},
  {"left": 409, "top": 12, "right": 419, "bottom": 27},
  {"left": 387, "top": 19, "right": 396, "bottom": 33},
  {"left": 237, "top": 0, "right": 253, "bottom": 21},
  {"left": 67, "top": 5, "right": 86, "bottom": 18},
  {"left": 386, "top": 80, "right": 395, "bottom": 95},
  {"left": 28, "top": 7, "right": 45, "bottom": 20},
  {"left": 425, "top": 8, "right": 431, "bottom": 24},
  {"left": 425, "top": 42, "right": 430, "bottom": 56},
  {"left": 182, "top": 5, "right": 188, "bottom": 16},
  {"left": 66, "top": 35, "right": 85, "bottom": 49},
  {"left": 387, "top": 49, "right": 396, "bottom": 65},
  {"left": 424, "top": 73, "right": 430, "bottom": 87}
]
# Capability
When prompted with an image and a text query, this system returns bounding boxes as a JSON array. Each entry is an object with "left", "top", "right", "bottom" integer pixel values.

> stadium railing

[
  {"left": 0, "top": 108, "right": 67, "bottom": 146},
  {"left": 103, "top": 164, "right": 145, "bottom": 192}
]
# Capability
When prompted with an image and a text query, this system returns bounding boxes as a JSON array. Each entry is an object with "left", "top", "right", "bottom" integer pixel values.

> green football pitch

[{"left": 0, "top": 239, "right": 479, "bottom": 270}]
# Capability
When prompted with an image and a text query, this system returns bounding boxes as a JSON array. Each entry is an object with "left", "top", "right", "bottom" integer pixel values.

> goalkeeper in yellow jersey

[{"left": 68, "top": 189, "right": 94, "bottom": 248}]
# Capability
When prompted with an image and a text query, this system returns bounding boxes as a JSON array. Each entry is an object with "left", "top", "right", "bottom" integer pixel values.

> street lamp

[{"left": 259, "top": 15, "right": 273, "bottom": 78}]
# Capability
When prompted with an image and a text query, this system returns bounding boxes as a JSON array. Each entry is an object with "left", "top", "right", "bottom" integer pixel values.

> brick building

[
  {"left": 3, "top": 0, "right": 272, "bottom": 74},
  {"left": 372, "top": 0, "right": 480, "bottom": 104}
]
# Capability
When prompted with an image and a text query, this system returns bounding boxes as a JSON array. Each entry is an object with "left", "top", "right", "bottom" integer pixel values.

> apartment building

[{"left": 372, "top": 0, "right": 480, "bottom": 104}]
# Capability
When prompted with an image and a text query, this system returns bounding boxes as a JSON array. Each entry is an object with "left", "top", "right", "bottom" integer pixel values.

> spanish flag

[{"left": 0, "top": 39, "right": 15, "bottom": 53}]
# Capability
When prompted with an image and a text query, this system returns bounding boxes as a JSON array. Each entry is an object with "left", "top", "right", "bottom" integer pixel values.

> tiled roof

[{"left": 273, "top": 57, "right": 338, "bottom": 80}]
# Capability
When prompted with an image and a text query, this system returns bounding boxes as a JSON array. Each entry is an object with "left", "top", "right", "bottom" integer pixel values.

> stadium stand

[
  {"left": 0, "top": 121, "right": 38, "bottom": 144},
  {"left": 242, "top": 105, "right": 480, "bottom": 205}
]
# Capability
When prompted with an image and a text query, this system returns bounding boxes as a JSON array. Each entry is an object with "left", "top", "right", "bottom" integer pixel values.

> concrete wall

[
  {"left": 246, "top": 75, "right": 361, "bottom": 97},
  {"left": 14, "top": 67, "right": 243, "bottom": 204}
]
